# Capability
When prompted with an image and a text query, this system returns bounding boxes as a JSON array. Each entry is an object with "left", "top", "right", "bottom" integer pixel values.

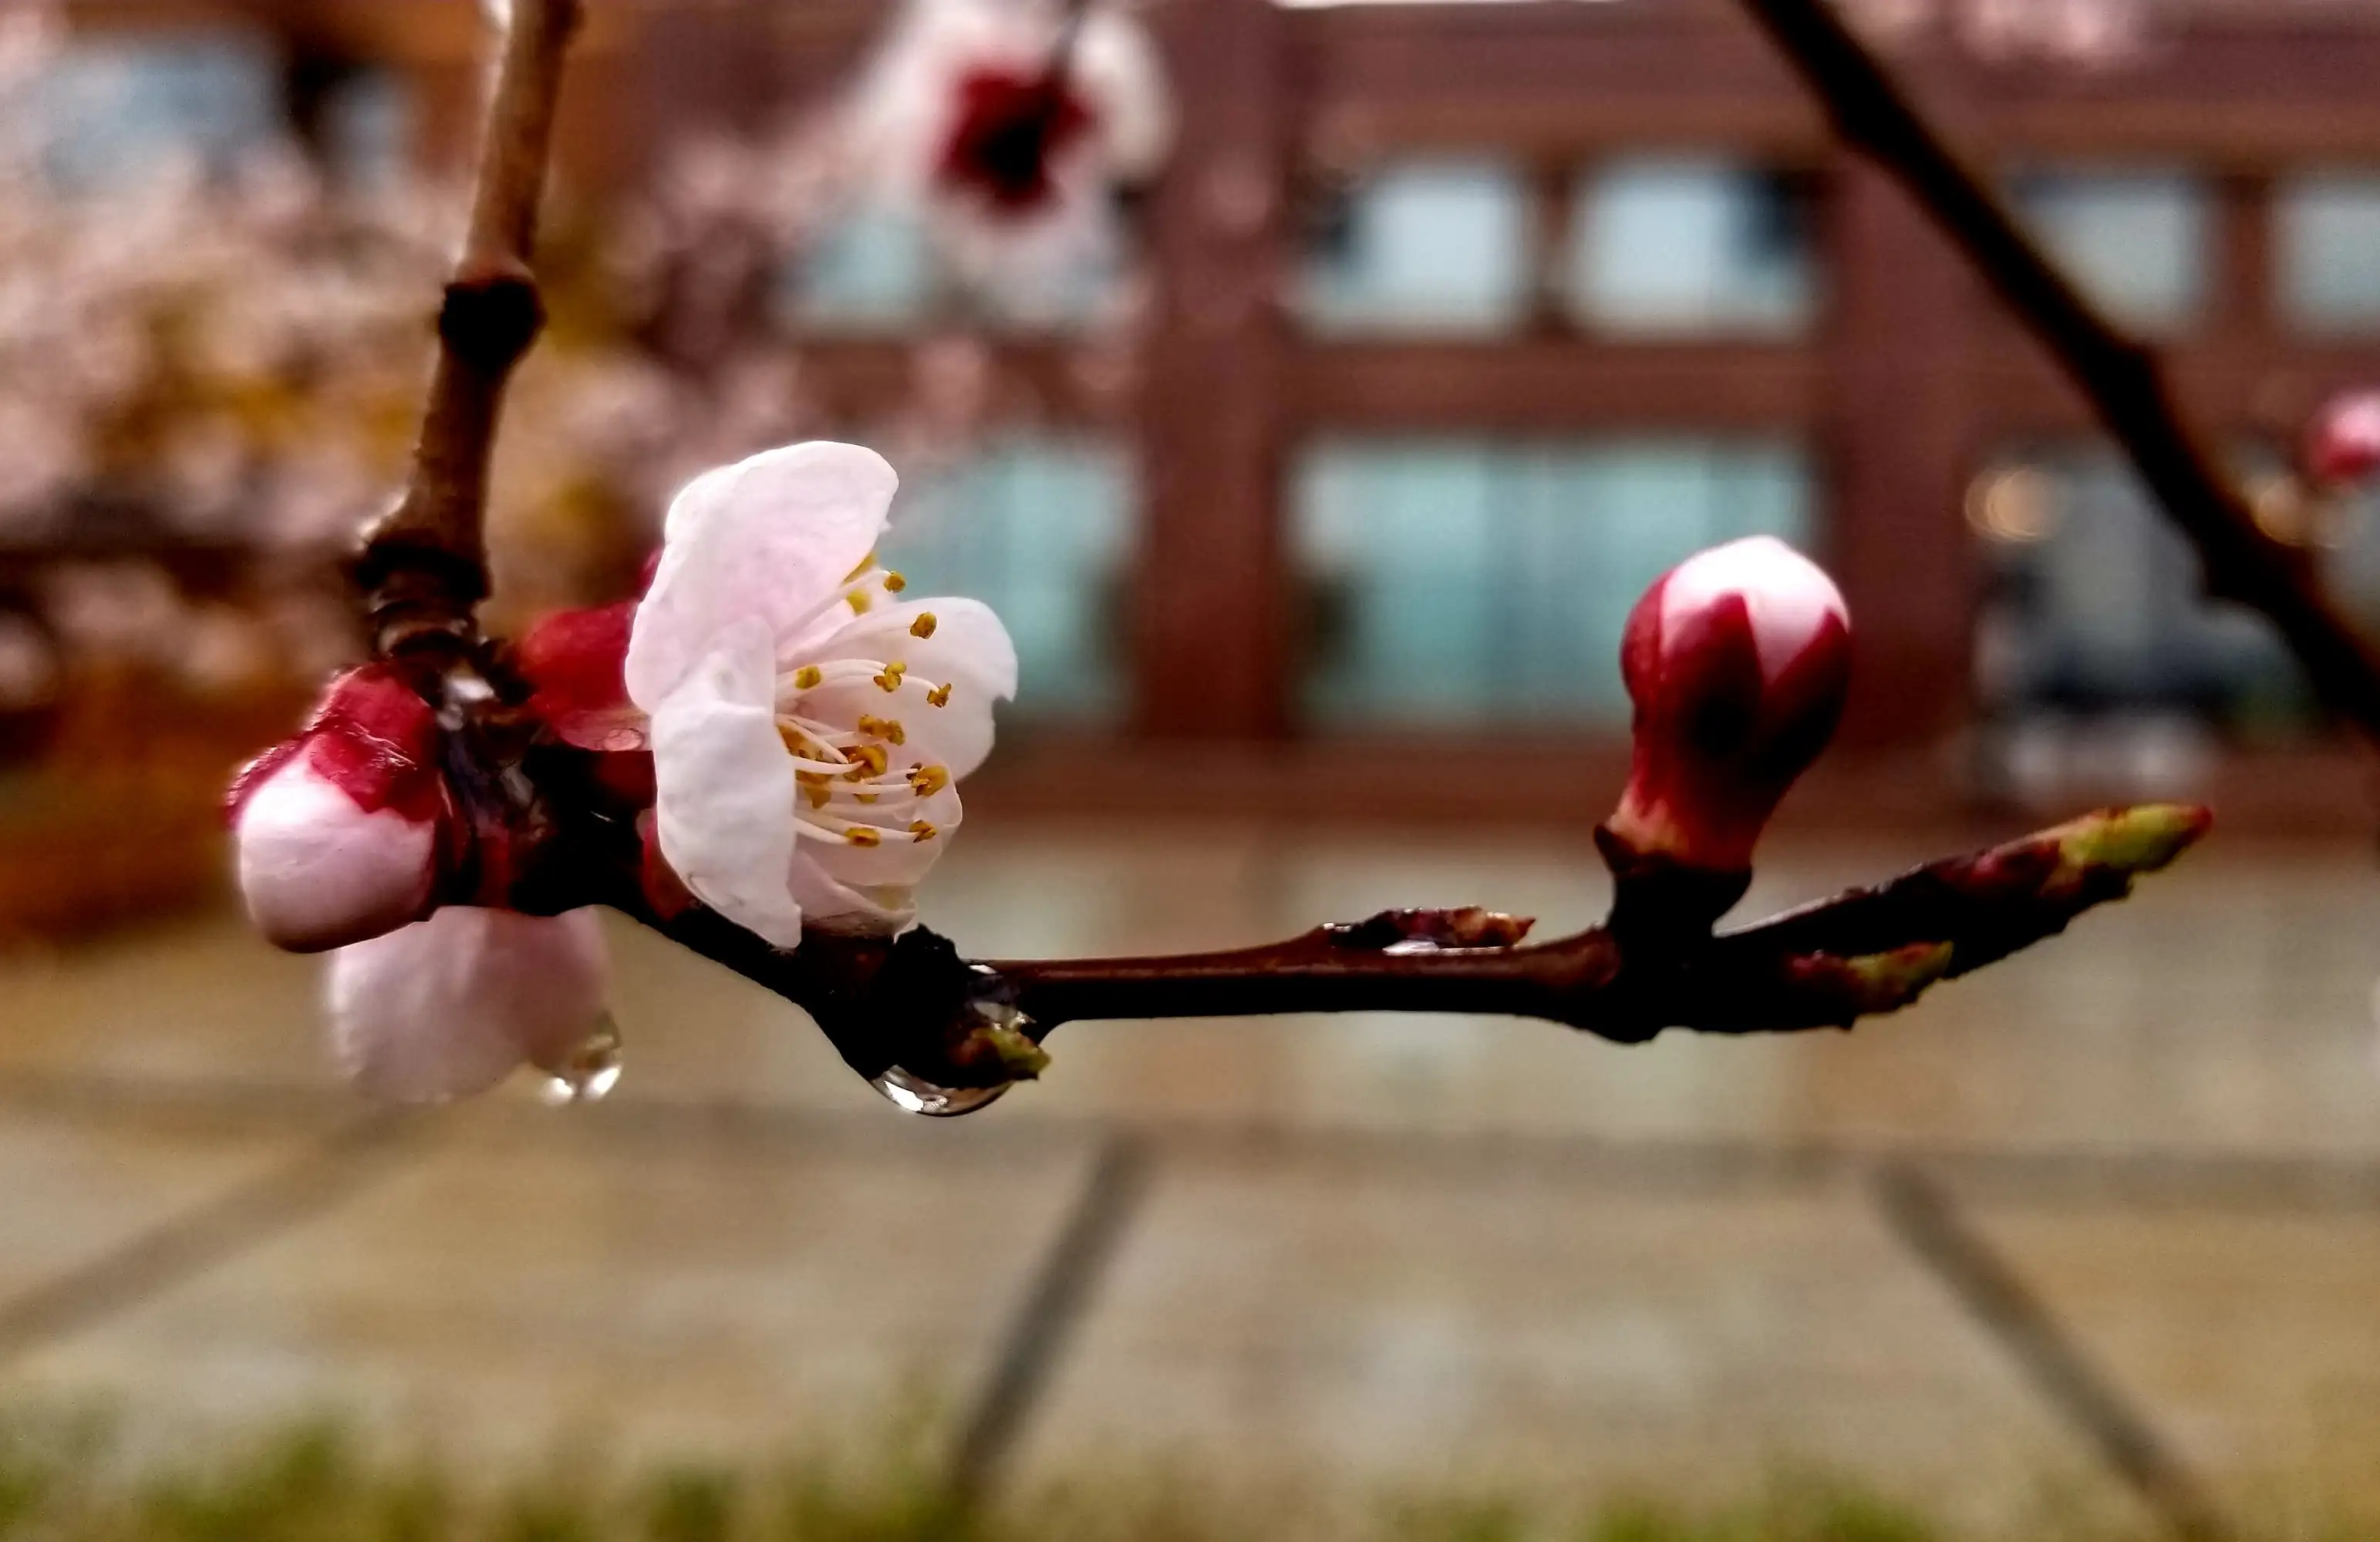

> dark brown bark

[{"left": 356, "top": 0, "right": 582, "bottom": 665}]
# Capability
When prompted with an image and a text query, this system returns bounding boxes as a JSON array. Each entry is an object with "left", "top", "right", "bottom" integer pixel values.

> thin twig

[
  {"left": 357, "top": 0, "right": 582, "bottom": 664},
  {"left": 1734, "top": 0, "right": 2380, "bottom": 741},
  {"left": 594, "top": 805, "right": 2209, "bottom": 1086}
]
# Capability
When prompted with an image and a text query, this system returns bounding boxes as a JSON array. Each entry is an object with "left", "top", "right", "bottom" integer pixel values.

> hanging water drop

[
  {"left": 539, "top": 1014, "right": 624, "bottom": 1106},
  {"left": 868, "top": 1001, "right": 1037, "bottom": 1118},
  {"left": 870, "top": 1066, "right": 1012, "bottom": 1118}
]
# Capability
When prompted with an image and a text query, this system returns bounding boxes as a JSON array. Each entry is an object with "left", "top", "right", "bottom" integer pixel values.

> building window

[
  {"left": 2276, "top": 171, "right": 2380, "bottom": 335},
  {"left": 2010, "top": 167, "right": 2210, "bottom": 332},
  {"left": 35, "top": 32, "right": 281, "bottom": 188},
  {"left": 1566, "top": 156, "right": 1817, "bottom": 336},
  {"left": 787, "top": 207, "right": 939, "bottom": 333},
  {"left": 882, "top": 438, "right": 1134, "bottom": 722},
  {"left": 318, "top": 68, "right": 415, "bottom": 194},
  {"left": 1294, "top": 437, "right": 1814, "bottom": 728},
  {"left": 787, "top": 203, "right": 1129, "bottom": 334},
  {"left": 1970, "top": 446, "right": 2306, "bottom": 732},
  {"left": 1299, "top": 159, "right": 1532, "bottom": 336}
]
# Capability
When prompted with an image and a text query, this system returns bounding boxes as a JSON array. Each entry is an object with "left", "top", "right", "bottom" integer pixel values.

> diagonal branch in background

[
  {"left": 355, "top": 0, "right": 581, "bottom": 666},
  {"left": 1733, "top": 0, "right": 2380, "bottom": 743}
]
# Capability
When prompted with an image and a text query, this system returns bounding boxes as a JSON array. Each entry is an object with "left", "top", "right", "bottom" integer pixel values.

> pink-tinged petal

[
  {"left": 235, "top": 755, "right": 440, "bottom": 953},
  {"left": 517, "top": 600, "right": 648, "bottom": 752},
  {"left": 328, "top": 907, "right": 609, "bottom": 1105},
  {"left": 628, "top": 443, "right": 898, "bottom": 709},
  {"left": 649, "top": 624, "right": 807, "bottom": 949},
  {"left": 807, "top": 597, "right": 1019, "bottom": 699}
]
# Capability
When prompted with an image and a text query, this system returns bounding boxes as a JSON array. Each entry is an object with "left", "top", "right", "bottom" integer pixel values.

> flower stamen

[
  {"left": 910, "top": 613, "right": 938, "bottom": 639},
  {"left": 927, "top": 682, "right": 953, "bottom": 709},
  {"left": 874, "top": 662, "right": 907, "bottom": 692}
]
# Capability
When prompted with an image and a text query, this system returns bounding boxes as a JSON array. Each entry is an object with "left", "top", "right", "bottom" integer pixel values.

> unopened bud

[
  {"left": 2304, "top": 390, "right": 2380, "bottom": 490},
  {"left": 1605, "top": 537, "right": 1852, "bottom": 874},
  {"left": 230, "top": 665, "right": 449, "bottom": 953}
]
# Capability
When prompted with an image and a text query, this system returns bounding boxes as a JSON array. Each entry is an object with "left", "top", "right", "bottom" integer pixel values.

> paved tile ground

[{"left": 0, "top": 822, "right": 2376, "bottom": 1529}]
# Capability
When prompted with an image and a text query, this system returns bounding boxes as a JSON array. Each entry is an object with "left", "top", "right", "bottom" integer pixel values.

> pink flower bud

[
  {"left": 230, "top": 665, "right": 450, "bottom": 953},
  {"left": 1606, "top": 537, "right": 1852, "bottom": 874},
  {"left": 2305, "top": 391, "right": 2380, "bottom": 490}
]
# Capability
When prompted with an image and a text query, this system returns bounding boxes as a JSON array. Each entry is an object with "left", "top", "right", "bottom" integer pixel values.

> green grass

[{"left": 0, "top": 1413, "right": 2358, "bottom": 1542}]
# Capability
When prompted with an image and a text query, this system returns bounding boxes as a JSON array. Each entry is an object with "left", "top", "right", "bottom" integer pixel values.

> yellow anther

[
  {"left": 909, "top": 820, "right": 939, "bottom": 841},
  {"left": 874, "top": 662, "right": 907, "bottom": 692},
  {"left": 844, "top": 827, "right": 882, "bottom": 848},
  {"left": 856, "top": 793, "right": 879, "bottom": 805},
  {"left": 847, "top": 589, "right": 873, "bottom": 615},
  {"left": 779, "top": 724, "right": 806, "bottom": 755},
  {"left": 844, "top": 743, "right": 889, "bottom": 777},
  {"left": 801, "top": 783, "right": 830, "bottom": 810},
  {"left": 909, "top": 763, "right": 950, "bottom": 798},
  {"left": 910, "top": 612, "right": 938, "bottom": 639},
  {"left": 793, "top": 665, "right": 823, "bottom": 691},
  {"left": 926, "top": 682, "right": 953, "bottom": 709},
  {"left": 856, "top": 715, "right": 907, "bottom": 746},
  {"left": 883, "top": 571, "right": 909, "bottom": 594}
]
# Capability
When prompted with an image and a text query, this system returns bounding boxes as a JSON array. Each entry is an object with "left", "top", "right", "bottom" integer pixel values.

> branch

[
  {"left": 1734, "top": 0, "right": 2380, "bottom": 742},
  {"left": 599, "top": 805, "right": 2210, "bottom": 1088},
  {"left": 356, "top": 0, "right": 581, "bottom": 665}
]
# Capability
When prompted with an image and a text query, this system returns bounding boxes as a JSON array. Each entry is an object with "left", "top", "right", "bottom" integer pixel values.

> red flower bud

[
  {"left": 2304, "top": 390, "right": 2380, "bottom": 490},
  {"left": 516, "top": 599, "right": 645, "bottom": 753},
  {"left": 937, "top": 65, "right": 1097, "bottom": 216},
  {"left": 229, "top": 665, "right": 453, "bottom": 953},
  {"left": 1606, "top": 537, "right": 1852, "bottom": 874}
]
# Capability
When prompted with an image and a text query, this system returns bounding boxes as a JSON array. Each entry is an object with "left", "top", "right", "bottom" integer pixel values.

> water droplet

[
  {"left": 870, "top": 1066, "right": 1011, "bottom": 1119},
  {"left": 539, "top": 1015, "right": 624, "bottom": 1107}
]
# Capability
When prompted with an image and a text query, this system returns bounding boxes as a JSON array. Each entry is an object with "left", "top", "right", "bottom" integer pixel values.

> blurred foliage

[{"left": 2, "top": 1412, "right": 2372, "bottom": 1542}]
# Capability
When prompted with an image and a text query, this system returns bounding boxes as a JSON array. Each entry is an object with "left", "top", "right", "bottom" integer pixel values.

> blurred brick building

[{"left": 46, "top": 0, "right": 2380, "bottom": 831}]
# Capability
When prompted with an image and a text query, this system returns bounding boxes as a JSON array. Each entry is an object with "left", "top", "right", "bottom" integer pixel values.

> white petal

[
  {"left": 806, "top": 784, "right": 962, "bottom": 896},
  {"left": 235, "top": 756, "right": 437, "bottom": 954},
  {"left": 329, "top": 907, "right": 609, "bottom": 1105},
  {"left": 649, "top": 625, "right": 806, "bottom": 949},
  {"left": 788, "top": 856, "right": 915, "bottom": 935},
  {"left": 1075, "top": 7, "right": 1174, "bottom": 181},
  {"left": 807, "top": 597, "right": 1018, "bottom": 699},
  {"left": 802, "top": 676, "right": 1000, "bottom": 781},
  {"left": 628, "top": 442, "right": 898, "bottom": 709}
]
